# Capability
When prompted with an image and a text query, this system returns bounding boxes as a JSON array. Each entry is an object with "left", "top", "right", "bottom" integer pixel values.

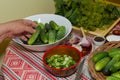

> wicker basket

[{"left": 87, "top": 41, "right": 120, "bottom": 80}]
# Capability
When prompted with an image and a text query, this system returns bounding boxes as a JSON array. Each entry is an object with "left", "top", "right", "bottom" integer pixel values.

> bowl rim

[
  {"left": 12, "top": 14, "right": 72, "bottom": 47},
  {"left": 43, "top": 45, "right": 82, "bottom": 71},
  {"left": 93, "top": 36, "right": 105, "bottom": 42}
]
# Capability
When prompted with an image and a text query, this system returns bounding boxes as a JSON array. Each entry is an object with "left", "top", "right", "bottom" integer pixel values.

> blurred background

[{"left": 0, "top": 0, "right": 55, "bottom": 23}]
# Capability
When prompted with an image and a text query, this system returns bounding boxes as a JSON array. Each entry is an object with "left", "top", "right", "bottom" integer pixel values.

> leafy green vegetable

[{"left": 54, "top": 0, "right": 120, "bottom": 31}]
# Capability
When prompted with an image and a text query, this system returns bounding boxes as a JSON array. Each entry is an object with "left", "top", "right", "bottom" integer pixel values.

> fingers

[
  {"left": 7, "top": 19, "right": 37, "bottom": 41},
  {"left": 20, "top": 35, "right": 28, "bottom": 41},
  {"left": 23, "top": 19, "right": 38, "bottom": 34},
  {"left": 25, "top": 26, "right": 36, "bottom": 34},
  {"left": 23, "top": 19, "right": 38, "bottom": 28},
  {"left": 24, "top": 34, "right": 31, "bottom": 38},
  {"left": 20, "top": 32, "right": 32, "bottom": 41}
]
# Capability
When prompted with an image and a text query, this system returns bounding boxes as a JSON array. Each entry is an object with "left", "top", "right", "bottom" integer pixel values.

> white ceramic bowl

[
  {"left": 12, "top": 14, "right": 72, "bottom": 51},
  {"left": 106, "top": 35, "right": 120, "bottom": 42},
  {"left": 92, "top": 36, "right": 106, "bottom": 46}
]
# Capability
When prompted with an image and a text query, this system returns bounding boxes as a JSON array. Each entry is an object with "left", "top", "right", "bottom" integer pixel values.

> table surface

[
  {"left": 1, "top": 21, "right": 120, "bottom": 80},
  {"left": 1, "top": 42, "right": 95, "bottom": 80}
]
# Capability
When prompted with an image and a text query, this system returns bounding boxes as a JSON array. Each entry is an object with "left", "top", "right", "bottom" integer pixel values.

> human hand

[{"left": 0, "top": 19, "right": 38, "bottom": 43}]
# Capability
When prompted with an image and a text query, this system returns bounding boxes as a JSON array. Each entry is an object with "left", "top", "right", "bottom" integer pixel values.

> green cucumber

[
  {"left": 34, "top": 21, "right": 38, "bottom": 24},
  {"left": 38, "top": 22, "right": 49, "bottom": 43},
  {"left": 111, "top": 71, "right": 120, "bottom": 78},
  {"left": 28, "top": 26, "right": 41, "bottom": 45},
  {"left": 40, "top": 30, "right": 48, "bottom": 44},
  {"left": 110, "top": 61, "right": 120, "bottom": 73},
  {"left": 32, "top": 41, "right": 43, "bottom": 45},
  {"left": 108, "top": 48, "right": 120, "bottom": 57},
  {"left": 48, "top": 30, "right": 56, "bottom": 44},
  {"left": 102, "top": 55, "right": 120, "bottom": 76},
  {"left": 49, "top": 20, "right": 59, "bottom": 30},
  {"left": 93, "top": 51, "right": 108, "bottom": 63},
  {"left": 95, "top": 57, "right": 111, "bottom": 71},
  {"left": 106, "top": 76, "right": 120, "bottom": 80},
  {"left": 38, "top": 22, "right": 45, "bottom": 29},
  {"left": 56, "top": 26, "right": 66, "bottom": 40},
  {"left": 45, "top": 23, "right": 52, "bottom": 31}
]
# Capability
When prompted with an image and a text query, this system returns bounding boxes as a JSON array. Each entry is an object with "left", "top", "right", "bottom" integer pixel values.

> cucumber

[
  {"left": 93, "top": 51, "right": 108, "bottom": 63},
  {"left": 108, "top": 48, "right": 120, "bottom": 57},
  {"left": 38, "top": 22, "right": 49, "bottom": 44},
  {"left": 28, "top": 20, "right": 66, "bottom": 45},
  {"left": 34, "top": 21, "right": 38, "bottom": 24},
  {"left": 106, "top": 76, "right": 120, "bottom": 80},
  {"left": 45, "top": 23, "right": 52, "bottom": 31},
  {"left": 111, "top": 71, "right": 120, "bottom": 78},
  {"left": 48, "top": 30, "right": 56, "bottom": 44},
  {"left": 40, "top": 30, "right": 48, "bottom": 44},
  {"left": 56, "top": 26, "right": 66, "bottom": 40},
  {"left": 27, "top": 26, "right": 41, "bottom": 45},
  {"left": 102, "top": 55, "right": 120, "bottom": 76},
  {"left": 110, "top": 61, "right": 120, "bottom": 73},
  {"left": 32, "top": 41, "right": 43, "bottom": 45},
  {"left": 49, "top": 20, "right": 59, "bottom": 30},
  {"left": 38, "top": 22, "right": 45, "bottom": 29},
  {"left": 95, "top": 57, "right": 111, "bottom": 71}
]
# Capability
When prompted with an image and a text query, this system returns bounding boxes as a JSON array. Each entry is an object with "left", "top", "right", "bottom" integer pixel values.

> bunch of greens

[{"left": 54, "top": 0, "right": 120, "bottom": 31}]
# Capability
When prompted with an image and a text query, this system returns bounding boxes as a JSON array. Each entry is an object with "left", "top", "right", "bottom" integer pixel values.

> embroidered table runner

[{"left": 1, "top": 42, "right": 93, "bottom": 80}]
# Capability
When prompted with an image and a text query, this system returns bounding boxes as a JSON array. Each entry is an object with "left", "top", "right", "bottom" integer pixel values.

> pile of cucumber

[
  {"left": 27, "top": 20, "right": 66, "bottom": 45},
  {"left": 92, "top": 48, "right": 120, "bottom": 80}
]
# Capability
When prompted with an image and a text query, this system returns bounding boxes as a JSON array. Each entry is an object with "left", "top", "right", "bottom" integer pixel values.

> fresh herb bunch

[{"left": 54, "top": 0, "right": 120, "bottom": 31}]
